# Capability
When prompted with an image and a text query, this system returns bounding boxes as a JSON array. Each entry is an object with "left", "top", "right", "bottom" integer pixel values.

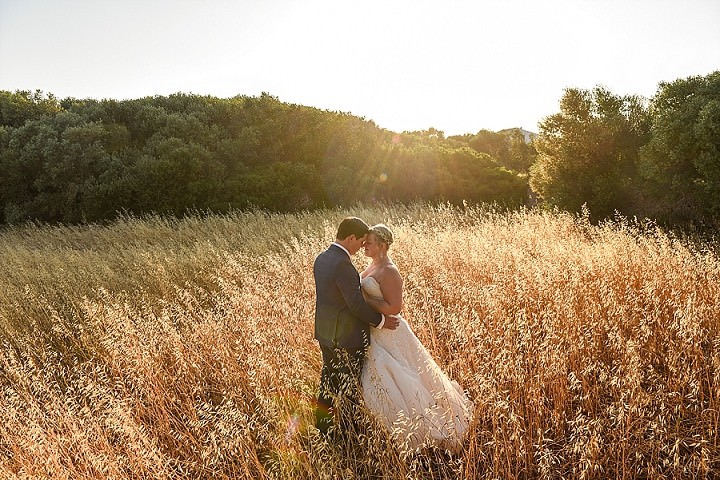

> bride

[{"left": 360, "top": 224, "right": 473, "bottom": 453}]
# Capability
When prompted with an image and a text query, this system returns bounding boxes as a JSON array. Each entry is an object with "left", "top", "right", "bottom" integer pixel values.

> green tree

[
  {"left": 455, "top": 128, "right": 536, "bottom": 173},
  {"left": 0, "top": 90, "right": 60, "bottom": 127},
  {"left": 131, "top": 135, "right": 221, "bottom": 215},
  {"left": 530, "top": 86, "right": 650, "bottom": 220},
  {"left": 0, "top": 111, "right": 119, "bottom": 222},
  {"left": 499, "top": 128, "right": 537, "bottom": 173},
  {"left": 0, "top": 120, "right": 54, "bottom": 222},
  {"left": 0, "top": 90, "right": 534, "bottom": 224},
  {"left": 81, "top": 150, "right": 138, "bottom": 220},
  {"left": 237, "top": 162, "right": 322, "bottom": 211},
  {"left": 434, "top": 147, "right": 526, "bottom": 206},
  {"left": 639, "top": 71, "right": 720, "bottom": 222},
  {"left": 468, "top": 129, "right": 507, "bottom": 163}
]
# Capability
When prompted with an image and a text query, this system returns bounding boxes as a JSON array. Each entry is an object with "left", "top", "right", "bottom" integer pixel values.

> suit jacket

[{"left": 314, "top": 244, "right": 382, "bottom": 348}]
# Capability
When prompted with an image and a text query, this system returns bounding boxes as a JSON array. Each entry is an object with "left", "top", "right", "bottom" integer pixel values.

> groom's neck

[{"left": 334, "top": 239, "right": 353, "bottom": 256}]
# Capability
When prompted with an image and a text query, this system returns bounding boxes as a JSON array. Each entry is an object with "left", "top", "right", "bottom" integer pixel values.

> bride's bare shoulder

[{"left": 378, "top": 263, "right": 403, "bottom": 285}]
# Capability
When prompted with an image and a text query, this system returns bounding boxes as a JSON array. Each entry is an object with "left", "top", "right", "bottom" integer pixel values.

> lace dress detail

[{"left": 361, "top": 276, "right": 473, "bottom": 453}]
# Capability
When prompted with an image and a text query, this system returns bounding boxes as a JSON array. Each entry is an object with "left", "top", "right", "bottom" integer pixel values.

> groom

[{"left": 313, "top": 216, "right": 399, "bottom": 436}]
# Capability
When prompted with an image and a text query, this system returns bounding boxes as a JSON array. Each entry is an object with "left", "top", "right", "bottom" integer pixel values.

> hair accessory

[{"left": 371, "top": 224, "right": 393, "bottom": 246}]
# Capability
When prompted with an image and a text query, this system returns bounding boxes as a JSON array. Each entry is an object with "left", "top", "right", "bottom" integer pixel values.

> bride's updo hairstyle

[{"left": 370, "top": 224, "right": 393, "bottom": 247}]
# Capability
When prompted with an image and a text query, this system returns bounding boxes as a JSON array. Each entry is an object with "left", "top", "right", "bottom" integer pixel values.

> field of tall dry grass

[{"left": 0, "top": 203, "right": 718, "bottom": 479}]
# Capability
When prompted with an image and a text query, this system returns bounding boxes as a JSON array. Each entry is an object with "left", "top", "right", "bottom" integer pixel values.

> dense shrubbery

[
  {"left": 530, "top": 71, "right": 720, "bottom": 225},
  {"left": 0, "top": 91, "right": 528, "bottom": 224},
  {"left": 3, "top": 69, "right": 718, "bottom": 226}
]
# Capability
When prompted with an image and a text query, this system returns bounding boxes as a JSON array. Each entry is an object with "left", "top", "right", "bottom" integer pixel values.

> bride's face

[{"left": 363, "top": 233, "right": 383, "bottom": 258}]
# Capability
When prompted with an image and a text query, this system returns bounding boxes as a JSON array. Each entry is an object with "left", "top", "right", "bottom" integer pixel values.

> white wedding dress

[{"left": 360, "top": 276, "right": 473, "bottom": 453}]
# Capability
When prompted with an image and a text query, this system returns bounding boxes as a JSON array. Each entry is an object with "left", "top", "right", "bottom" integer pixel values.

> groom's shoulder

[
  {"left": 319, "top": 244, "right": 344, "bottom": 257},
  {"left": 315, "top": 245, "right": 339, "bottom": 264}
]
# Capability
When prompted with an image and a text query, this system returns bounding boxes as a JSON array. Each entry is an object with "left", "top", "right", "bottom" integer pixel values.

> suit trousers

[{"left": 315, "top": 344, "right": 367, "bottom": 436}]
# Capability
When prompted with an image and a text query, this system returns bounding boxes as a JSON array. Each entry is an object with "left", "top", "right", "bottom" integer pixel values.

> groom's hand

[{"left": 383, "top": 315, "right": 400, "bottom": 330}]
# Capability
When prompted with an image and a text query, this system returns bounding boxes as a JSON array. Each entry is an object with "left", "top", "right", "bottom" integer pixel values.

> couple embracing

[{"left": 313, "top": 216, "right": 473, "bottom": 453}]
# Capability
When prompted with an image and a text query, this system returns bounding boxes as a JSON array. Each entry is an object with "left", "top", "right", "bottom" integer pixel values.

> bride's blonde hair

[{"left": 370, "top": 224, "right": 393, "bottom": 247}]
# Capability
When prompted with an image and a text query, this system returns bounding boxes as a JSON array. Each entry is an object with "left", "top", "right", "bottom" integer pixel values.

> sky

[{"left": 1, "top": 0, "right": 718, "bottom": 136}]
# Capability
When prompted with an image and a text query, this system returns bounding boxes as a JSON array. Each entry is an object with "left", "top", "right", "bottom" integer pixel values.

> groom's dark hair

[{"left": 336, "top": 217, "right": 370, "bottom": 240}]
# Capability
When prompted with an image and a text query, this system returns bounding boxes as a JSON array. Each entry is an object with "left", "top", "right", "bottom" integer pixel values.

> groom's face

[{"left": 347, "top": 233, "right": 367, "bottom": 255}]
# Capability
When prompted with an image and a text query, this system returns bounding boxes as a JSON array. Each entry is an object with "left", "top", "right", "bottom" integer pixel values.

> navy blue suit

[
  {"left": 313, "top": 243, "right": 382, "bottom": 434},
  {"left": 314, "top": 244, "right": 383, "bottom": 348}
]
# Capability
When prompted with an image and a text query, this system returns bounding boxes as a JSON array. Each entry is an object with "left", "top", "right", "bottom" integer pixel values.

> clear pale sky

[{"left": 1, "top": 0, "right": 718, "bottom": 135}]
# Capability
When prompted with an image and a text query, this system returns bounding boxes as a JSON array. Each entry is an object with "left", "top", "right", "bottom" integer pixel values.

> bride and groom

[{"left": 313, "top": 217, "right": 472, "bottom": 453}]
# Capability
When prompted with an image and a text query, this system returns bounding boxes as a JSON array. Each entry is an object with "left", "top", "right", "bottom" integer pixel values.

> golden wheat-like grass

[{"left": 0, "top": 204, "right": 718, "bottom": 479}]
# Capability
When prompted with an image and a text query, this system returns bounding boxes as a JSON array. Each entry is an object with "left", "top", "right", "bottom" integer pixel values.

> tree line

[
  {"left": 531, "top": 70, "right": 720, "bottom": 225},
  {"left": 0, "top": 91, "right": 528, "bottom": 224},
  {"left": 1, "top": 69, "right": 718, "bottom": 226}
]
